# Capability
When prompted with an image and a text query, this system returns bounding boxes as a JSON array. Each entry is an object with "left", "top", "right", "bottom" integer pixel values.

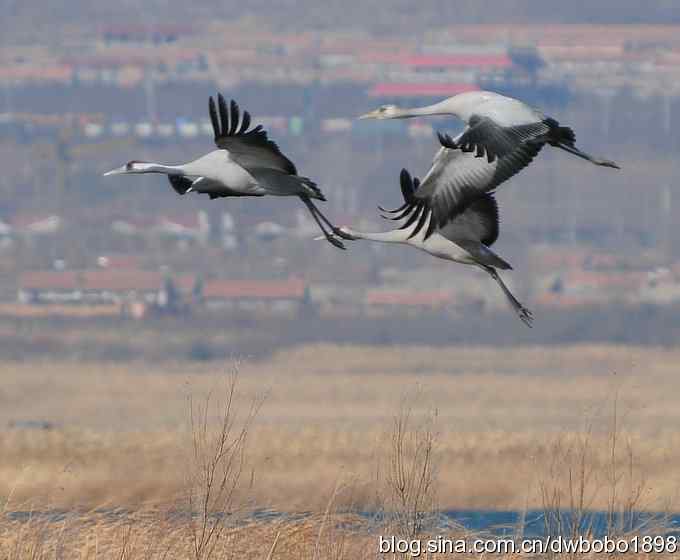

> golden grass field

[{"left": 1, "top": 344, "right": 680, "bottom": 558}]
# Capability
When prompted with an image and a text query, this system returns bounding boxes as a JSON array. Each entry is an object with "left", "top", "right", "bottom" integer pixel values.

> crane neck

[
  {"left": 126, "top": 162, "right": 183, "bottom": 174},
  {"left": 397, "top": 99, "right": 458, "bottom": 119},
  {"left": 341, "top": 226, "right": 410, "bottom": 244}
]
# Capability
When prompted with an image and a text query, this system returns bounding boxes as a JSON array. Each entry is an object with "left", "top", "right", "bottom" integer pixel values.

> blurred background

[
  {"left": 4, "top": 3, "right": 680, "bottom": 545},
  {"left": 1, "top": 0, "right": 680, "bottom": 358}
]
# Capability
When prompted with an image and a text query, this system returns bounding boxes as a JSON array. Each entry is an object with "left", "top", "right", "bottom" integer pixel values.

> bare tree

[{"left": 185, "top": 367, "right": 264, "bottom": 560}]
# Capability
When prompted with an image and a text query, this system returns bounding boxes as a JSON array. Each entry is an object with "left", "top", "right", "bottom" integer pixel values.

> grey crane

[
  {"left": 359, "top": 90, "right": 620, "bottom": 228},
  {"left": 334, "top": 168, "right": 533, "bottom": 327},
  {"left": 104, "top": 94, "right": 346, "bottom": 249}
]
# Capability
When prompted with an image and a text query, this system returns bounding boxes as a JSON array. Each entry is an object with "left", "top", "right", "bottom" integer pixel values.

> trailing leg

[
  {"left": 483, "top": 266, "right": 533, "bottom": 327},
  {"left": 299, "top": 196, "right": 346, "bottom": 250},
  {"left": 302, "top": 196, "right": 355, "bottom": 242},
  {"left": 555, "top": 143, "right": 620, "bottom": 169}
]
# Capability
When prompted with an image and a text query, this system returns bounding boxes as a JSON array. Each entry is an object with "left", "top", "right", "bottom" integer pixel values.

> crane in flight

[
  {"left": 104, "top": 94, "right": 346, "bottom": 249},
  {"left": 359, "top": 90, "right": 620, "bottom": 228},
  {"left": 332, "top": 168, "right": 533, "bottom": 327}
]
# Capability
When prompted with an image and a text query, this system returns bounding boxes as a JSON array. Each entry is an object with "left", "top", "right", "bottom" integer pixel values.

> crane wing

[
  {"left": 414, "top": 136, "right": 542, "bottom": 228},
  {"left": 437, "top": 193, "right": 500, "bottom": 248},
  {"left": 383, "top": 169, "right": 506, "bottom": 255},
  {"left": 441, "top": 115, "right": 552, "bottom": 163},
  {"left": 168, "top": 175, "right": 194, "bottom": 195},
  {"left": 209, "top": 94, "right": 297, "bottom": 175}
]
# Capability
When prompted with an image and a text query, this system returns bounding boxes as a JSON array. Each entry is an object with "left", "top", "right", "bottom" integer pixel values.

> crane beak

[
  {"left": 358, "top": 109, "right": 380, "bottom": 120},
  {"left": 102, "top": 165, "right": 129, "bottom": 176}
]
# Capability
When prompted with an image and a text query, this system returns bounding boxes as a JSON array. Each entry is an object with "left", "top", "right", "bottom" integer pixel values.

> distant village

[
  {"left": 3, "top": 23, "right": 680, "bottom": 138},
  {"left": 2, "top": 209, "right": 679, "bottom": 321},
  {"left": 2, "top": 22, "right": 680, "bottom": 323}
]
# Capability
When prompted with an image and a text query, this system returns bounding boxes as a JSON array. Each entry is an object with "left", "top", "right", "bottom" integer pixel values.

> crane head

[
  {"left": 358, "top": 104, "right": 400, "bottom": 120},
  {"left": 103, "top": 161, "right": 152, "bottom": 176}
]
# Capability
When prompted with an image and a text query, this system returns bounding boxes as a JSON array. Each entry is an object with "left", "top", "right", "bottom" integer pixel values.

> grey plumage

[
  {"left": 361, "top": 91, "right": 620, "bottom": 226},
  {"left": 248, "top": 168, "right": 324, "bottom": 200},
  {"left": 209, "top": 95, "right": 298, "bottom": 175},
  {"left": 383, "top": 141, "right": 541, "bottom": 232},
  {"left": 337, "top": 169, "right": 532, "bottom": 326},
  {"left": 440, "top": 116, "right": 556, "bottom": 163},
  {"left": 105, "top": 93, "right": 346, "bottom": 249}
]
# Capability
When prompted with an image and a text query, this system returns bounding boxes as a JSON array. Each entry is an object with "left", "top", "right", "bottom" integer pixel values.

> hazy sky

[{"left": 4, "top": 0, "right": 680, "bottom": 43}]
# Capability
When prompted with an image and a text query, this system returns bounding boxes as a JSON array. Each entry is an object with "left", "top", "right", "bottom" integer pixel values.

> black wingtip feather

[
  {"left": 209, "top": 96, "right": 219, "bottom": 138},
  {"left": 408, "top": 204, "right": 430, "bottom": 240},
  {"left": 437, "top": 131, "right": 457, "bottom": 149},
  {"left": 399, "top": 169, "right": 416, "bottom": 204},
  {"left": 398, "top": 204, "right": 423, "bottom": 231},
  {"left": 399, "top": 168, "right": 411, "bottom": 186},
  {"left": 385, "top": 210, "right": 412, "bottom": 221},
  {"left": 378, "top": 202, "right": 409, "bottom": 215},
  {"left": 217, "top": 94, "right": 229, "bottom": 136},
  {"left": 209, "top": 93, "right": 298, "bottom": 176},
  {"left": 396, "top": 168, "right": 436, "bottom": 239},
  {"left": 241, "top": 110, "right": 251, "bottom": 133},
  {"left": 229, "top": 100, "right": 239, "bottom": 135}
]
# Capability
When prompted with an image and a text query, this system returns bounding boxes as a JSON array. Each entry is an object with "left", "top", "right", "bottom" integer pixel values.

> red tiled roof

[
  {"left": 368, "top": 83, "right": 478, "bottom": 98},
  {"left": 175, "top": 275, "right": 198, "bottom": 293},
  {"left": 538, "top": 45, "right": 627, "bottom": 61},
  {"left": 0, "top": 66, "right": 73, "bottom": 82},
  {"left": 99, "top": 24, "right": 194, "bottom": 36},
  {"left": 360, "top": 53, "right": 512, "bottom": 68},
  {"left": 532, "top": 249, "right": 590, "bottom": 269},
  {"left": 97, "top": 255, "right": 143, "bottom": 269},
  {"left": 80, "top": 270, "right": 163, "bottom": 292},
  {"left": 20, "top": 269, "right": 167, "bottom": 293},
  {"left": 436, "top": 24, "right": 680, "bottom": 48},
  {"left": 67, "top": 50, "right": 201, "bottom": 68},
  {"left": 535, "top": 293, "right": 598, "bottom": 308},
  {"left": 401, "top": 54, "right": 512, "bottom": 68},
  {"left": 366, "top": 290, "right": 453, "bottom": 307},
  {"left": 360, "top": 52, "right": 415, "bottom": 64},
  {"left": 563, "top": 270, "right": 645, "bottom": 290},
  {"left": 20, "top": 271, "right": 80, "bottom": 291},
  {"left": 203, "top": 278, "right": 307, "bottom": 300}
]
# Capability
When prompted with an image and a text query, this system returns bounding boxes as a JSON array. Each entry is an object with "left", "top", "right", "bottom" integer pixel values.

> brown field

[
  {"left": 1, "top": 344, "right": 679, "bottom": 511},
  {"left": 1, "top": 344, "right": 679, "bottom": 558}
]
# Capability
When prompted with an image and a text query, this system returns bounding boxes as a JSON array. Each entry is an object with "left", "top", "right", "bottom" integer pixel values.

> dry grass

[
  {"left": 1, "top": 344, "right": 680, "bottom": 512},
  {"left": 0, "top": 508, "right": 379, "bottom": 560},
  {"left": 1, "top": 344, "right": 679, "bottom": 558}
]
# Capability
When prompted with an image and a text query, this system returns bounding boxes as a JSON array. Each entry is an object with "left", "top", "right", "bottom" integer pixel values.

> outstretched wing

[
  {"left": 441, "top": 115, "right": 554, "bottom": 163},
  {"left": 414, "top": 135, "right": 543, "bottom": 228},
  {"left": 438, "top": 193, "right": 500, "bottom": 247},
  {"left": 382, "top": 169, "right": 503, "bottom": 249},
  {"left": 209, "top": 94, "right": 297, "bottom": 175},
  {"left": 377, "top": 169, "right": 436, "bottom": 240}
]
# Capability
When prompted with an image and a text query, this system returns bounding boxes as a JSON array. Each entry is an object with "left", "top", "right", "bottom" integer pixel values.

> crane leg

[
  {"left": 556, "top": 143, "right": 620, "bottom": 169},
  {"left": 300, "top": 197, "right": 346, "bottom": 250},
  {"left": 482, "top": 266, "right": 533, "bottom": 328},
  {"left": 302, "top": 197, "right": 356, "bottom": 242}
]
